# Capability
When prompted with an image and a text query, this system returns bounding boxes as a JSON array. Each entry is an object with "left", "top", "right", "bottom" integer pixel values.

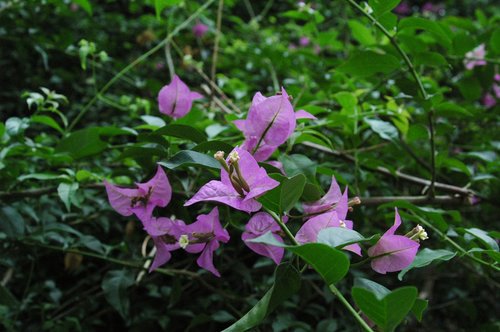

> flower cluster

[{"left": 104, "top": 77, "right": 427, "bottom": 277}]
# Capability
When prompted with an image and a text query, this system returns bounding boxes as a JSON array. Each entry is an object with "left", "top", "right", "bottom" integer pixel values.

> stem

[
  {"left": 210, "top": 0, "right": 224, "bottom": 99},
  {"left": 263, "top": 208, "right": 299, "bottom": 245},
  {"left": 263, "top": 208, "right": 374, "bottom": 332},
  {"left": 67, "top": 0, "right": 216, "bottom": 131},
  {"left": 410, "top": 213, "right": 500, "bottom": 272},
  {"left": 427, "top": 110, "right": 436, "bottom": 197},
  {"left": 20, "top": 240, "right": 199, "bottom": 277},
  {"left": 329, "top": 284, "right": 374, "bottom": 332}
]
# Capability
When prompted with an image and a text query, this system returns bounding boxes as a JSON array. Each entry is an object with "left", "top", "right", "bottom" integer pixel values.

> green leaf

[
  {"left": 73, "top": 0, "right": 93, "bottom": 15},
  {"left": 192, "top": 141, "right": 234, "bottom": 154},
  {"left": 489, "top": 28, "right": 500, "bottom": 53},
  {"left": 222, "top": 264, "right": 301, "bottom": 332},
  {"left": 57, "top": 128, "right": 108, "bottom": 159},
  {"left": 57, "top": 182, "right": 79, "bottom": 212},
  {"left": 365, "top": 118, "right": 399, "bottom": 141},
  {"left": 0, "top": 206, "right": 25, "bottom": 238},
  {"left": 348, "top": 20, "right": 376, "bottom": 46},
  {"left": 101, "top": 270, "right": 135, "bottom": 319},
  {"left": 317, "top": 227, "right": 375, "bottom": 249},
  {"left": 249, "top": 232, "right": 350, "bottom": 285},
  {"left": 398, "top": 17, "right": 452, "bottom": 49},
  {"left": 155, "top": 124, "right": 206, "bottom": 143},
  {"left": 338, "top": 51, "right": 400, "bottom": 77},
  {"left": 464, "top": 228, "right": 499, "bottom": 251},
  {"left": 354, "top": 278, "right": 390, "bottom": 300},
  {"left": 398, "top": 248, "right": 457, "bottom": 280},
  {"left": 434, "top": 102, "right": 472, "bottom": 118},
  {"left": 31, "top": 115, "right": 64, "bottom": 134},
  {"left": 352, "top": 286, "right": 418, "bottom": 332},
  {"left": 154, "top": 0, "right": 182, "bottom": 19},
  {"left": 18, "top": 173, "right": 68, "bottom": 182},
  {"left": 159, "top": 150, "right": 220, "bottom": 170},
  {"left": 369, "top": 0, "right": 401, "bottom": 16},
  {"left": 279, "top": 154, "right": 317, "bottom": 181},
  {"left": 257, "top": 174, "right": 285, "bottom": 213},
  {"left": 0, "top": 284, "right": 19, "bottom": 308},
  {"left": 280, "top": 174, "right": 306, "bottom": 213},
  {"left": 411, "top": 298, "right": 428, "bottom": 322}
]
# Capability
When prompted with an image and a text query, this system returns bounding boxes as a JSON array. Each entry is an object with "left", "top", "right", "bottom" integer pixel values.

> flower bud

[
  {"left": 214, "top": 151, "right": 225, "bottom": 160},
  {"left": 179, "top": 234, "right": 189, "bottom": 249},
  {"left": 228, "top": 151, "right": 240, "bottom": 164}
]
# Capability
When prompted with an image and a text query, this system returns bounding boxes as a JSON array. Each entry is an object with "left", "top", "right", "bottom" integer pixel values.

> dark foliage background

[{"left": 0, "top": 0, "right": 499, "bottom": 331}]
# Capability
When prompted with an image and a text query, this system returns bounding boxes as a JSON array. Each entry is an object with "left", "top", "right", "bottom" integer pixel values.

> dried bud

[{"left": 64, "top": 253, "right": 83, "bottom": 272}]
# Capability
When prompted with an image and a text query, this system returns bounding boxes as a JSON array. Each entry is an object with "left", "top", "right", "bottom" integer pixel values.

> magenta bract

[
  {"left": 234, "top": 88, "right": 315, "bottom": 161},
  {"left": 182, "top": 207, "right": 229, "bottom": 277},
  {"left": 192, "top": 22, "right": 209, "bottom": 38},
  {"left": 302, "top": 176, "right": 343, "bottom": 216},
  {"left": 104, "top": 165, "right": 172, "bottom": 224},
  {"left": 145, "top": 217, "right": 186, "bottom": 272},
  {"left": 368, "top": 208, "right": 420, "bottom": 274},
  {"left": 158, "top": 75, "right": 203, "bottom": 119},
  {"left": 184, "top": 147, "right": 280, "bottom": 213},
  {"left": 242, "top": 212, "right": 286, "bottom": 264}
]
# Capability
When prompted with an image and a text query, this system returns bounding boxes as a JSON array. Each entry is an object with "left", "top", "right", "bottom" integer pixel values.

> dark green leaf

[
  {"left": 249, "top": 232, "right": 350, "bottom": 285},
  {"left": 338, "top": 51, "right": 400, "bottom": 77},
  {"left": 352, "top": 286, "right": 418, "bottom": 332},
  {"left": 0, "top": 206, "right": 25, "bottom": 237},
  {"left": 280, "top": 174, "right": 306, "bottom": 213},
  {"left": 192, "top": 141, "right": 234, "bottom": 154},
  {"left": 222, "top": 264, "right": 301, "bottom": 332},
  {"left": 398, "top": 248, "right": 456, "bottom": 280},
  {"left": 159, "top": 150, "right": 220, "bottom": 170},
  {"left": 57, "top": 128, "right": 108, "bottom": 159},
  {"left": 155, "top": 124, "right": 206, "bottom": 143},
  {"left": 101, "top": 270, "right": 135, "bottom": 319}
]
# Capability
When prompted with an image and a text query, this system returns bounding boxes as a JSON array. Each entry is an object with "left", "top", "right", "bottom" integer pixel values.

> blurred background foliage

[{"left": 0, "top": 0, "right": 499, "bottom": 331}]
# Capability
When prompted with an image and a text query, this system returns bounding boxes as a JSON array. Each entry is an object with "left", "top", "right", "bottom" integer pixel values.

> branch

[
  {"left": 0, "top": 183, "right": 104, "bottom": 200},
  {"left": 360, "top": 195, "right": 474, "bottom": 206},
  {"left": 301, "top": 142, "right": 475, "bottom": 197}
]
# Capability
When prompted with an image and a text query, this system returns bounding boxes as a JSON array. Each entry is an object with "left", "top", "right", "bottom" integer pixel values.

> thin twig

[
  {"left": 210, "top": 0, "right": 224, "bottom": 100},
  {"left": 360, "top": 195, "right": 472, "bottom": 206}
]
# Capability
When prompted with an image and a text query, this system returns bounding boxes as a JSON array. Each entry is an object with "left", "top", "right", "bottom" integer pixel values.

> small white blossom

[{"left": 179, "top": 234, "right": 189, "bottom": 249}]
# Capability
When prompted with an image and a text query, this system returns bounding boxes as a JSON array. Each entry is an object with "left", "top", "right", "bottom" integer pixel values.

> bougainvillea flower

[
  {"left": 302, "top": 176, "right": 343, "bottom": 216},
  {"left": 296, "top": 190, "right": 362, "bottom": 256},
  {"left": 394, "top": 1, "right": 411, "bottom": 15},
  {"left": 482, "top": 93, "right": 496, "bottom": 108},
  {"left": 368, "top": 208, "right": 420, "bottom": 274},
  {"left": 295, "top": 187, "right": 361, "bottom": 256},
  {"left": 242, "top": 212, "right": 287, "bottom": 264},
  {"left": 158, "top": 75, "right": 203, "bottom": 119},
  {"left": 145, "top": 217, "right": 186, "bottom": 272},
  {"left": 234, "top": 88, "right": 315, "bottom": 161},
  {"left": 104, "top": 165, "right": 172, "bottom": 224},
  {"left": 181, "top": 208, "right": 229, "bottom": 277},
  {"left": 192, "top": 22, "right": 209, "bottom": 38},
  {"left": 464, "top": 44, "right": 486, "bottom": 70},
  {"left": 185, "top": 148, "right": 279, "bottom": 213},
  {"left": 299, "top": 36, "right": 310, "bottom": 46}
]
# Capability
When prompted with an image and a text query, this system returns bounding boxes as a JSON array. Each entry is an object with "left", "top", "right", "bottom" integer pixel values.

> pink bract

[
  {"left": 182, "top": 207, "right": 230, "bottom": 277},
  {"left": 368, "top": 208, "right": 420, "bottom": 274},
  {"left": 242, "top": 212, "right": 286, "bottom": 264},
  {"left": 184, "top": 147, "right": 280, "bottom": 213},
  {"left": 158, "top": 75, "right": 203, "bottom": 119},
  {"left": 104, "top": 165, "right": 172, "bottom": 224}
]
